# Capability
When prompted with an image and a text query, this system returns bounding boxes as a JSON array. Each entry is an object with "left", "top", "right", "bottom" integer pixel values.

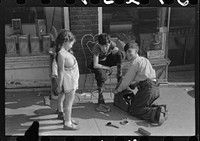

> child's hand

[
  {"left": 112, "top": 89, "right": 119, "bottom": 95},
  {"left": 106, "top": 67, "right": 113, "bottom": 76},
  {"left": 111, "top": 47, "right": 119, "bottom": 55}
]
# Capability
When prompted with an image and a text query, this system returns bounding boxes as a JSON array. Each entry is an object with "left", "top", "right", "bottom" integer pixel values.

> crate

[
  {"left": 5, "top": 36, "right": 17, "bottom": 56},
  {"left": 18, "top": 35, "right": 29, "bottom": 56},
  {"left": 30, "top": 36, "right": 41, "bottom": 55},
  {"left": 42, "top": 35, "right": 51, "bottom": 53},
  {"left": 147, "top": 50, "right": 165, "bottom": 59},
  {"left": 150, "top": 58, "right": 171, "bottom": 83},
  {"left": 36, "top": 19, "right": 47, "bottom": 39},
  {"left": 12, "top": 19, "right": 22, "bottom": 34}
]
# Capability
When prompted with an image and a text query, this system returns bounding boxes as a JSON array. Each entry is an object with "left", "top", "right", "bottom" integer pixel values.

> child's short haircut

[
  {"left": 98, "top": 33, "right": 111, "bottom": 46},
  {"left": 124, "top": 42, "right": 139, "bottom": 53}
]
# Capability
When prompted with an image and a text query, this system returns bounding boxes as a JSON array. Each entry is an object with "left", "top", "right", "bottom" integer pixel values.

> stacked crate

[{"left": 5, "top": 19, "right": 51, "bottom": 57}]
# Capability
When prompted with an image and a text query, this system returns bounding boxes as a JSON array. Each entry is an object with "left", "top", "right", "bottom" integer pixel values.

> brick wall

[{"left": 69, "top": 7, "right": 99, "bottom": 74}]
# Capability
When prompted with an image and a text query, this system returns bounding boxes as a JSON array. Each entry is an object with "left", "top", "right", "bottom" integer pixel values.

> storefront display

[
  {"left": 18, "top": 35, "right": 29, "bottom": 55},
  {"left": 30, "top": 35, "right": 40, "bottom": 55},
  {"left": 140, "top": 27, "right": 170, "bottom": 83},
  {"left": 12, "top": 19, "right": 22, "bottom": 34},
  {"left": 36, "top": 19, "right": 47, "bottom": 39},
  {"left": 42, "top": 35, "right": 51, "bottom": 53},
  {"left": 5, "top": 7, "right": 49, "bottom": 57},
  {"left": 5, "top": 36, "right": 17, "bottom": 56},
  {"left": 102, "top": 7, "right": 171, "bottom": 83},
  {"left": 140, "top": 32, "right": 164, "bottom": 58},
  {"left": 5, "top": 7, "right": 65, "bottom": 89}
]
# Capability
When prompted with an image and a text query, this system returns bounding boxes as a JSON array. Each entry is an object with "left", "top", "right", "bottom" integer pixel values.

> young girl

[{"left": 55, "top": 30, "right": 79, "bottom": 130}]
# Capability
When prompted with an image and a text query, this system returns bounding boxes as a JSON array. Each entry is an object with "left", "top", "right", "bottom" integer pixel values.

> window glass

[
  {"left": 5, "top": 7, "right": 64, "bottom": 57},
  {"left": 102, "top": 7, "right": 160, "bottom": 58}
]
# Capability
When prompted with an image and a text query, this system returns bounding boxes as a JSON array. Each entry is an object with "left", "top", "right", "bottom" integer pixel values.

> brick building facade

[{"left": 69, "top": 7, "right": 99, "bottom": 74}]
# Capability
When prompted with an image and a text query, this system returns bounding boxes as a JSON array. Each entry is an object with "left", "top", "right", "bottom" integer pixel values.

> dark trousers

[
  {"left": 91, "top": 51, "right": 124, "bottom": 93},
  {"left": 128, "top": 78, "right": 160, "bottom": 123}
]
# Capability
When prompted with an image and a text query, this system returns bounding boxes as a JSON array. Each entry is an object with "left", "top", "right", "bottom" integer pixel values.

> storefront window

[
  {"left": 102, "top": 7, "right": 172, "bottom": 83},
  {"left": 168, "top": 7, "right": 195, "bottom": 65},
  {"left": 5, "top": 7, "right": 64, "bottom": 57},
  {"left": 103, "top": 7, "right": 139, "bottom": 44},
  {"left": 5, "top": 7, "right": 45, "bottom": 24},
  {"left": 102, "top": 7, "right": 164, "bottom": 58}
]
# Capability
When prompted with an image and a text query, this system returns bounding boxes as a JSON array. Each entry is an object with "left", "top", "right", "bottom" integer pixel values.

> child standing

[{"left": 55, "top": 30, "right": 79, "bottom": 130}]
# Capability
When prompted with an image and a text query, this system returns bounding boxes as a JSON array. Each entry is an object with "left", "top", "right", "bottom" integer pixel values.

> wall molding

[{"left": 5, "top": 55, "right": 50, "bottom": 70}]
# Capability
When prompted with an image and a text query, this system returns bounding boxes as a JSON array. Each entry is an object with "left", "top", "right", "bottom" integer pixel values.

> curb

[
  {"left": 5, "top": 82, "right": 195, "bottom": 93},
  {"left": 5, "top": 87, "right": 51, "bottom": 93},
  {"left": 160, "top": 82, "right": 195, "bottom": 87}
]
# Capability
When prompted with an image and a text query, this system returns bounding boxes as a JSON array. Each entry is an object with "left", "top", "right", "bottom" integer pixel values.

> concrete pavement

[
  {"left": 5, "top": 86, "right": 195, "bottom": 136},
  {"left": 5, "top": 69, "right": 196, "bottom": 136}
]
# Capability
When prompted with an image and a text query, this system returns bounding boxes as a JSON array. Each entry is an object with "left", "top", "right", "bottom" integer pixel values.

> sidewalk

[
  {"left": 5, "top": 85, "right": 195, "bottom": 136},
  {"left": 5, "top": 87, "right": 195, "bottom": 136},
  {"left": 5, "top": 69, "right": 195, "bottom": 136}
]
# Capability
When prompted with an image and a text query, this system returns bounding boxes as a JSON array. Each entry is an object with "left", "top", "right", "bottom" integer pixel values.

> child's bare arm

[{"left": 57, "top": 53, "right": 65, "bottom": 91}]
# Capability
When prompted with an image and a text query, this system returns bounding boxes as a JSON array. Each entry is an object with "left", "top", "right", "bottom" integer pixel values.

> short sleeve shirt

[
  {"left": 117, "top": 56, "right": 156, "bottom": 92},
  {"left": 91, "top": 41, "right": 116, "bottom": 61}
]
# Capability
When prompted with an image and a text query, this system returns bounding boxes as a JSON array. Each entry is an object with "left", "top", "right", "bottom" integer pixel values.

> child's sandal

[
  {"left": 71, "top": 119, "right": 79, "bottom": 125},
  {"left": 63, "top": 123, "right": 79, "bottom": 130},
  {"left": 62, "top": 119, "right": 79, "bottom": 125}
]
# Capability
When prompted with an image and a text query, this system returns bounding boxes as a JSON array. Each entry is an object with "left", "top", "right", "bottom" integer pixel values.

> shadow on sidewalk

[
  {"left": 5, "top": 91, "right": 143, "bottom": 135},
  {"left": 187, "top": 90, "right": 195, "bottom": 98}
]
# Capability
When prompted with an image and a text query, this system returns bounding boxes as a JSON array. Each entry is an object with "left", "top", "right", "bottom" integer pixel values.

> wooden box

[
  {"left": 30, "top": 36, "right": 40, "bottom": 55},
  {"left": 5, "top": 24, "right": 13, "bottom": 36},
  {"left": 12, "top": 19, "right": 22, "bottom": 34},
  {"left": 140, "top": 32, "right": 163, "bottom": 58},
  {"left": 5, "top": 36, "right": 17, "bottom": 56},
  {"left": 36, "top": 19, "right": 47, "bottom": 39},
  {"left": 147, "top": 50, "right": 165, "bottom": 59},
  {"left": 19, "top": 35, "right": 29, "bottom": 55},
  {"left": 22, "top": 24, "right": 37, "bottom": 35},
  {"left": 42, "top": 35, "right": 51, "bottom": 53},
  {"left": 150, "top": 58, "right": 171, "bottom": 83}
]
